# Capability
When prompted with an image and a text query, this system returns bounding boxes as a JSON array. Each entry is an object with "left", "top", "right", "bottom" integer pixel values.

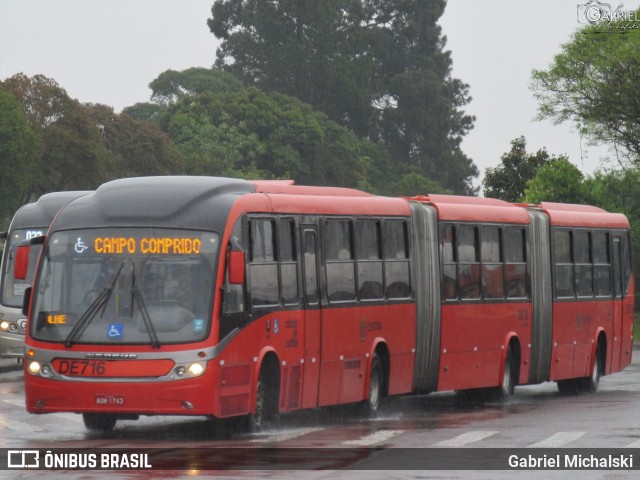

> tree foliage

[
  {"left": 522, "top": 158, "right": 590, "bottom": 205},
  {"left": 1, "top": 73, "right": 183, "bottom": 204},
  {"left": 483, "top": 136, "right": 562, "bottom": 202},
  {"left": 158, "top": 87, "right": 386, "bottom": 187},
  {"left": 531, "top": 18, "right": 640, "bottom": 164},
  {"left": 208, "top": 0, "right": 477, "bottom": 194},
  {"left": 0, "top": 86, "right": 38, "bottom": 228},
  {"left": 149, "top": 67, "right": 244, "bottom": 105}
]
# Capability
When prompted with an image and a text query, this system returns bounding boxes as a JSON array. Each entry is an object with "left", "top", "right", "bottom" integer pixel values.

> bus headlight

[
  {"left": 0, "top": 321, "right": 9, "bottom": 332},
  {"left": 28, "top": 361, "right": 41, "bottom": 375},
  {"left": 187, "top": 363, "right": 205, "bottom": 377},
  {"left": 40, "top": 364, "right": 53, "bottom": 378}
]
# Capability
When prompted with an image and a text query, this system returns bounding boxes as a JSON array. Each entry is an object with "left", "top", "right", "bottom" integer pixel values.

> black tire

[
  {"left": 250, "top": 369, "right": 277, "bottom": 431},
  {"left": 367, "top": 354, "right": 384, "bottom": 416},
  {"left": 82, "top": 413, "right": 116, "bottom": 432},
  {"left": 580, "top": 346, "right": 602, "bottom": 393},
  {"left": 557, "top": 378, "right": 579, "bottom": 395},
  {"left": 492, "top": 346, "right": 516, "bottom": 401}
]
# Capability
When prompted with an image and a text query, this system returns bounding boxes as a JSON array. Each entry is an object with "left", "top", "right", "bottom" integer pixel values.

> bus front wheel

[
  {"left": 250, "top": 368, "right": 278, "bottom": 430},
  {"left": 82, "top": 413, "right": 116, "bottom": 433}
]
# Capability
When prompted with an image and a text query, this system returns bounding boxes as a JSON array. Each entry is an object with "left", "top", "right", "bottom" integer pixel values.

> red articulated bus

[{"left": 17, "top": 177, "right": 634, "bottom": 432}]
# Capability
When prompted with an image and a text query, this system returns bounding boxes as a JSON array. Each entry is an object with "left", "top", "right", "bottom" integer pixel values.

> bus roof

[
  {"left": 539, "top": 202, "right": 629, "bottom": 229},
  {"left": 52, "top": 177, "right": 255, "bottom": 233},
  {"left": 251, "top": 180, "right": 374, "bottom": 197},
  {"left": 8, "top": 191, "right": 91, "bottom": 231},
  {"left": 50, "top": 177, "right": 411, "bottom": 233},
  {"left": 410, "top": 194, "right": 530, "bottom": 224}
]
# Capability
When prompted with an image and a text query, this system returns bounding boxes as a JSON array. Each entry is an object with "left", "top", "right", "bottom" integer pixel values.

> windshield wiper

[
  {"left": 131, "top": 266, "right": 160, "bottom": 348},
  {"left": 64, "top": 262, "right": 124, "bottom": 347}
]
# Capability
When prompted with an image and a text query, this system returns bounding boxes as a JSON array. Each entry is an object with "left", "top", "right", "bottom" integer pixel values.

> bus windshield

[
  {"left": 2, "top": 228, "right": 45, "bottom": 308},
  {"left": 30, "top": 228, "right": 219, "bottom": 345}
]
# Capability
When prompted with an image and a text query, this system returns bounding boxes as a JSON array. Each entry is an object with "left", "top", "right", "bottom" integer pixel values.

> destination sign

[{"left": 92, "top": 237, "right": 202, "bottom": 255}]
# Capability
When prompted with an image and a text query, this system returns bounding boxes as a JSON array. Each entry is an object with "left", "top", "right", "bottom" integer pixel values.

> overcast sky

[{"left": 2, "top": 0, "right": 638, "bottom": 189}]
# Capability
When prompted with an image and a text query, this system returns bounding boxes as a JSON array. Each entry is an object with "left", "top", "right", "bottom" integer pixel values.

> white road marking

[
  {"left": 528, "top": 431, "right": 586, "bottom": 448},
  {"left": 251, "top": 427, "right": 324, "bottom": 443},
  {"left": 433, "top": 430, "right": 499, "bottom": 447},
  {"left": 343, "top": 429, "right": 404, "bottom": 446}
]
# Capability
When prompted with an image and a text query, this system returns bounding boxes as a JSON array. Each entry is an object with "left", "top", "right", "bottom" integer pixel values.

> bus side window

[
  {"left": 356, "top": 220, "right": 383, "bottom": 301},
  {"left": 503, "top": 227, "right": 527, "bottom": 299},
  {"left": 249, "top": 219, "right": 279, "bottom": 307},
  {"left": 279, "top": 219, "right": 299, "bottom": 305},
  {"left": 325, "top": 219, "right": 356, "bottom": 302},
  {"left": 441, "top": 225, "right": 458, "bottom": 300},
  {"left": 593, "top": 231, "right": 611, "bottom": 297},
  {"left": 383, "top": 220, "right": 411, "bottom": 299},
  {"left": 480, "top": 226, "right": 504, "bottom": 299},
  {"left": 575, "top": 230, "right": 594, "bottom": 298},
  {"left": 622, "top": 231, "right": 633, "bottom": 295},
  {"left": 554, "top": 229, "right": 575, "bottom": 298},
  {"left": 457, "top": 225, "right": 480, "bottom": 300}
]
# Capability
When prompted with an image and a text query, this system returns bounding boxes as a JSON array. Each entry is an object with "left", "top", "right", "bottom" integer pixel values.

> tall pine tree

[{"left": 208, "top": 0, "right": 477, "bottom": 194}]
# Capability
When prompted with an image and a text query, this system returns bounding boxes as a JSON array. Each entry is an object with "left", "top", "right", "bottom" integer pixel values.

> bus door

[
  {"left": 300, "top": 226, "right": 322, "bottom": 409},
  {"left": 611, "top": 235, "right": 624, "bottom": 372}
]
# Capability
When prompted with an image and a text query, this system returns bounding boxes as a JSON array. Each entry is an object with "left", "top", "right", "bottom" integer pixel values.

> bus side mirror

[
  {"left": 228, "top": 250, "right": 246, "bottom": 285},
  {"left": 14, "top": 245, "right": 30, "bottom": 280}
]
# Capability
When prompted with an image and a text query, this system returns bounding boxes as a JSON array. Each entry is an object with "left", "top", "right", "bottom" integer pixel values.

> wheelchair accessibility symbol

[
  {"left": 107, "top": 323, "right": 124, "bottom": 338},
  {"left": 74, "top": 237, "right": 89, "bottom": 253}
]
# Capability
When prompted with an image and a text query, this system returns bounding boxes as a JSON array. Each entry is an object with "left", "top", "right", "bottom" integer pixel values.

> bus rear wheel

[
  {"left": 579, "top": 346, "right": 602, "bottom": 393},
  {"left": 367, "top": 354, "right": 384, "bottom": 416},
  {"left": 491, "top": 346, "right": 516, "bottom": 401},
  {"left": 82, "top": 413, "right": 116, "bottom": 433}
]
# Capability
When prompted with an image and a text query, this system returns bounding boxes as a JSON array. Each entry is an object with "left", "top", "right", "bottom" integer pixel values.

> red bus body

[{"left": 21, "top": 177, "right": 634, "bottom": 428}]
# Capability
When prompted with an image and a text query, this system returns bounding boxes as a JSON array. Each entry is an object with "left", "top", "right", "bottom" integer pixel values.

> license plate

[
  {"left": 53, "top": 359, "right": 106, "bottom": 376},
  {"left": 95, "top": 394, "right": 125, "bottom": 406}
]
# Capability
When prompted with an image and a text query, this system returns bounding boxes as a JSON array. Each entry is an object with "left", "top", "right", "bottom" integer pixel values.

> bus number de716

[{"left": 55, "top": 359, "right": 107, "bottom": 376}]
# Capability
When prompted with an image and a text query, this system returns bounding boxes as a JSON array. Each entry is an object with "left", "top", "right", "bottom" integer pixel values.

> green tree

[
  {"left": 149, "top": 67, "right": 244, "bottom": 105},
  {"left": 159, "top": 88, "right": 383, "bottom": 187},
  {"left": 86, "top": 103, "right": 183, "bottom": 178},
  {"left": 0, "top": 87, "right": 38, "bottom": 228},
  {"left": 531, "top": 17, "right": 640, "bottom": 164},
  {"left": 2, "top": 74, "right": 110, "bottom": 196},
  {"left": 208, "top": 0, "right": 477, "bottom": 194},
  {"left": 522, "top": 158, "right": 590, "bottom": 204},
  {"left": 121, "top": 102, "right": 164, "bottom": 121},
  {"left": 483, "top": 136, "right": 560, "bottom": 202}
]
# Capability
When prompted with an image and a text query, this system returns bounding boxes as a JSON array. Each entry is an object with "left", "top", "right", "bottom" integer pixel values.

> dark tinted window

[
  {"left": 356, "top": 221, "right": 381, "bottom": 260},
  {"left": 326, "top": 220, "right": 356, "bottom": 302},
  {"left": 279, "top": 219, "right": 298, "bottom": 305},
  {"left": 383, "top": 221, "right": 408, "bottom": 259},
  {"left": 250, "top": 219, "right": 276, "bottom": 262}
]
